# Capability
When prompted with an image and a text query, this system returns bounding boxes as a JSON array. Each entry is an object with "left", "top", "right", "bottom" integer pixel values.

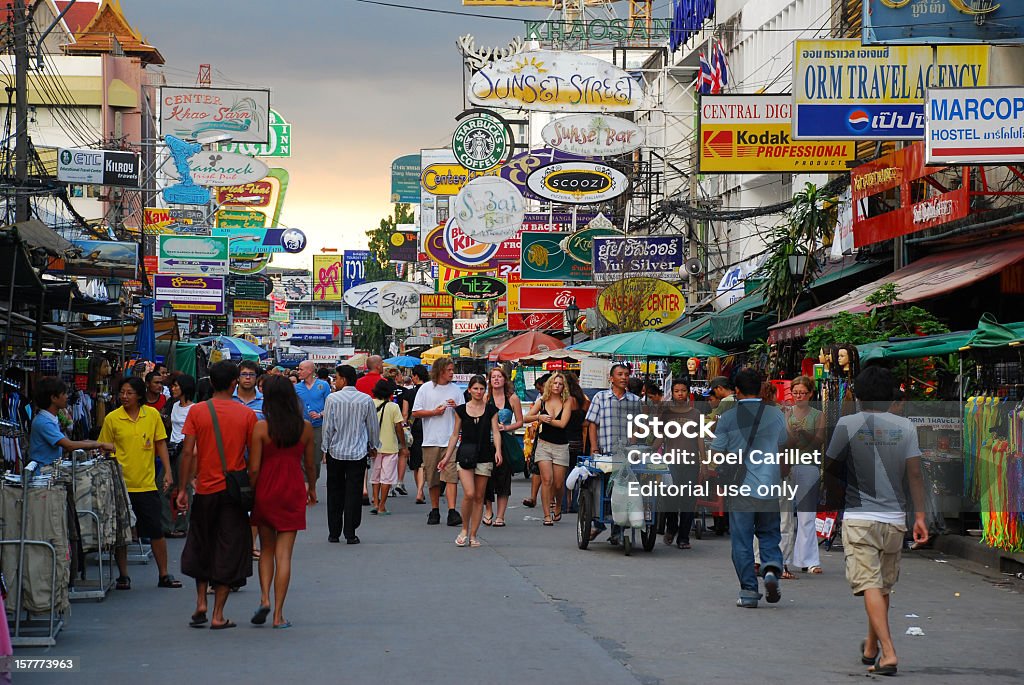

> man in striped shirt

[{"left": 321, "top": 365, "right": 380, "bottom": 544}]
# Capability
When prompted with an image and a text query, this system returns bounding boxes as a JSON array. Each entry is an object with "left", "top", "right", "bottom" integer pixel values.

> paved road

[{"left": 20, "top": 478, "right": 1024, "bottom": 684}]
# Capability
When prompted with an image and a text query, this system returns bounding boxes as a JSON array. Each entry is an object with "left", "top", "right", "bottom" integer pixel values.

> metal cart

[{"left": 573, "top": 456, "right": 666, "bottom": 555}]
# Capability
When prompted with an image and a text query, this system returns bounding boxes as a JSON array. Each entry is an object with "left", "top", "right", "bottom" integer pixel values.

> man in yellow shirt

[{"left": 99, "top": 376, "right": 179, "bottom": 590}]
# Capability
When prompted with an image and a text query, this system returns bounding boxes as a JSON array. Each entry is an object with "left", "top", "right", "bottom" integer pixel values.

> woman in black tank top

[
  {"left": 483, "top": 367, "right": 523, "bottom": 527},
  {"left": 523, "top": 373, "right": 576, "bottom": 525}
]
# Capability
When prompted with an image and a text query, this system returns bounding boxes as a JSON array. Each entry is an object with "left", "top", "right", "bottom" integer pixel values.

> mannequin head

[
  {"left": 832, "top": 344, "right": 860, "bottom": 377},
  {"left": 686, "top": 357, "right": 700, "bottom": 376}
]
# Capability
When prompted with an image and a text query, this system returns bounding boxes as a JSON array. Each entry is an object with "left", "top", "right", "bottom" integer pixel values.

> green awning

[
  {"left": 449, "top": 322, "right": 508, "bottom": 348},
  {"left": 809, "top": 259, "right": 882, "bottom": 289},
  {"left": 709, "top": 289, "right": 766, "bottom": 344},
  {"left": 665, "top": 313, "right": 712, "bottom": 340},
  {"left": 858, "top": 315, "right": 1024, "bottom": 361}
]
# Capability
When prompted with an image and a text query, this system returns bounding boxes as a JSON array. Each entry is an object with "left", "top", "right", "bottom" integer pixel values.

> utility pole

[{"left": 14, "top": 0, "right": 30, "bottom": 223}]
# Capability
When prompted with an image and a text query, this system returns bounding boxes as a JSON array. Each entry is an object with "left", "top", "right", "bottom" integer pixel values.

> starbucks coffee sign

[{"left": 452, "top": 109, "right": 513, "bottom": 172}]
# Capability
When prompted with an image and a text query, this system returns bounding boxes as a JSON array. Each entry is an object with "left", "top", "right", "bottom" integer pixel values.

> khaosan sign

[
  {"left": 862, "top": 0, "right": 1024, "bottom": 46},
  {"left": 591, "top": 236, "right": 686, "bottom": 282},
  {"left": 452, "top": 176, "right": 526, "bottom": 244},
  {"left": 377, "top": 282, "right": 422, "bottom": 329},
  {"left": 541, "top": 114, "right": 644, "bottom": 157},
  {"left": 699, "top": 95, "right": 855, "bottom": 173},
  {"left": 167, "top": 151, "right": 269, "bottom": 187},
  {"left": 925, "top": 87, "right": 1024, "bottom": 165},
  {"left": 154, "top": 275, "right": 225, "bottom": 315},
  {"left": 159, "top": 87, "right": 271, "bottom": 144},
  {"left": 792, "top": 39, "right": 989, "bottom": 140},
  {"left": 527, "top": 162, "right": 629, "bottom": 204},
  {"left": 452, "top": 109, "right": 514, "bottom": 172},
  {"left": 598, "top": 278, "right": 686, "bottom": 330},
  {"left": 467, "top": 51, "right": 645, "bottom": 112}
]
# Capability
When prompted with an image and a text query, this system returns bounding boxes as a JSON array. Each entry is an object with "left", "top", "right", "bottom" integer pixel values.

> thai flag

[
  {"left": 698, "top": 52, "right": 715, "bottom": 95},
  {"left": 712, "top": 40, "right": 729, "bottom": 91}
]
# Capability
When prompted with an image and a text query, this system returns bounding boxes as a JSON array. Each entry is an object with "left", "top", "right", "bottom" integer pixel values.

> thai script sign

[
  {"left": 561, "top": 216, "right": 622, "bottom": 264},
  {"left": 518, "top": 286, "right": 598, "bottom": 311},
  {"left": 159, "top": 87, "right": 271, "bottom": 144},
  {"left": 792, "top": 39, "right": 989, "bottom": 140},
  {"left": 58, "top": 147, "right": 140, "bottom": 187},
  {"left": 541, "top": 114, "right": 644, "bottom": 157},
  {"left": 154, "top": 274, "right": 225, "bottom": 314},
  {"left": 467, "top": 51, "right": 645, "bottom": 113},
  {"left": 698, "top": 95, "right": 855, "bottom": 173},
  {"left": 221, "top": 109, "right": 291, "bottom": 157},
  {"left": 591, "top": 236, "right": 686, "bottom": 282},
  {"left": 343, "top": 250, "right": 370, "bottom": 293},
  {"left": 452, "top": 176, "right": 525, "bottom": 244},
  {"left": 527, "top": 162, "right": 629, "bottom": 205},
  {"left": 925, "top": 86, "right": 1024, "bottom": 164},
  {"left": 862, "top": 0, "right": 1024, "bottom": 46},
  {"left": 158, "top": 235, "right": 229, "bottom": 275},
  {"left": 391, "top": 154, "right": 420, "bottom": 203},
  {"left": 521, "top": 232, "right": 592, "bottom": 281},
  {"left": 313, "top": 254, "right": 342, "bottom": 302}
]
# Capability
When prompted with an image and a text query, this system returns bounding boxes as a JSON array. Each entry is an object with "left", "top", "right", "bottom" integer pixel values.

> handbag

[
  {"left": 456, "top": 408, "right": 487, "bottom": 470},
  {"left": 715, "top": 402, "right": 766, "bottom": 488},
  {"left": 207, "top": 400, "right": 254, "bottom": 511}
]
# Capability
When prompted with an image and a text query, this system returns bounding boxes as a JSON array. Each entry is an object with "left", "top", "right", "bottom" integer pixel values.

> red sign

[
  {"left": 216, "top": 181, "right": 273, "bottom": 207},
  {"left": 852, "top": 142, "right": 969, "bottom": 248},
  {"left": 519, "top": 286, "right": 598, "bottom": 311},
  {"left": 507, "top": 311, "right": 563, "bottom": 331}
]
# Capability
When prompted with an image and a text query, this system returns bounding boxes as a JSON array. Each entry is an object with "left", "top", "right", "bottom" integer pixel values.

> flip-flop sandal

[
  {"left": 415, "top": 498, "right": 426, "bottom": 504},
  {"left": 493, "top": 519, "right": 506, "bottom": 527},
  {"left": 522, "top": 498, "right": 536, "bottom": 508},
  {"left": 210, "top": 620, "right": 237, "bottom": 630},
  {"left": 158, "top": 575, "right": 183, "bottom": 588},
  {"left": 251, "top": 605, "right": 271, "bottom": 625},
  {"left": 469, "top": 539, "right": 481, "bottom": 547},
  {"left": 869, "top": 664, "right": 897, "bottom": 676},
  {"left": 543, "top": 519, "right": 553, "bottom": 526},
  {"left": 809, "top": 566, "right": 823, "bottom": 574},
  {"left": 781, "top": 570, "right": 798, "bottom": 580},
  {"left": 552, "top": 512, "right": 562, "bottom": 522},
  {"left": 116, "top": 576, "right": 131, "bottom": 590},
  {"left": 482, "top": 515, "right": 494, "bottom": 526},
  {"left": 455, "top": 534, "right": 469, "bottom": 547},
  {"left": 189, "top": 611, "right": 208, "bottom": 628},
  {"left": 273, "top": 622, "right": 292, "bottom": 630},
  {"left": 860, "top": 640, "right": 879, "bottom": 666}
]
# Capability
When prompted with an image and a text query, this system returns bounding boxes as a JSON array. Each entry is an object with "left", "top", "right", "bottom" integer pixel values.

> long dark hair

[{"left": 262, "top": 375, "right": 304, "bottom": 448}]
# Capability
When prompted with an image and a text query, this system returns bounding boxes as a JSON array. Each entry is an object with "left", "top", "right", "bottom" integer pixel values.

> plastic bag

[{"left": 610, "top": 466, "right": 645, "bottom": 528}]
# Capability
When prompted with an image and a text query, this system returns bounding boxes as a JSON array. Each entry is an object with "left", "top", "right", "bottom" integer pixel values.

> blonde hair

[
  {"left": 541, "top": 372, "right": 570, "bottom": 403},
  {"left": 791, "top": 375, "right": 816, "bottom": 396}
]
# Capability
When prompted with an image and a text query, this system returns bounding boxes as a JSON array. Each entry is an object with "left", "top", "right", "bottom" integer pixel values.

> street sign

[{"left": 158, "top": 235, "right": 229, "bottom": 275}]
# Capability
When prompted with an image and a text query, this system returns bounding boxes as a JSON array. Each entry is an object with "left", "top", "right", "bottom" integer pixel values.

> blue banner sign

[
  {"left": 343, "top": 250, "right": 370, "bottom": 293},
  {"left": 670, "top": 0, "right": 716, "bottom": 53},
  {"left": 863, "top": 0, "right": 1024, "bottom": 46}
]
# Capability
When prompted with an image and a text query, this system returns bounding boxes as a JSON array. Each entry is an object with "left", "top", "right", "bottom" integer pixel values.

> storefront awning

[{"left": 769, "top": 240, "right": 1024, "bottom": 341}]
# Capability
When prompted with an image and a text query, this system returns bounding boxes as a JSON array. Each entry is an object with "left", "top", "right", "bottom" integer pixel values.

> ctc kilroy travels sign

[{"left": 58, "top": 148, "right": 141, "bottom": 187}]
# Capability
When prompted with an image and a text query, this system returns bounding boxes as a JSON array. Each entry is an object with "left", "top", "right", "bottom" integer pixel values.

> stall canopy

[
  {"left": 859, "top": 314, "right": 1024, "bottom": 362},
  {"left": 383, "top": 355, "right": 421, "bottom": 368},
  {"left": 571, "top": 331, "right": 725, "bottom": 358},
  {"left": 421, "top": 346, "right": 471, "bottom": 365},
  {"left": 770, "top": 240, "right": 1024, "bottom": 341},
  {"left": 193, "top": 335, "right": 269, "bottom": 361},
  {"left": 487, "top": 331, "right": 565, "bottom": 362}
]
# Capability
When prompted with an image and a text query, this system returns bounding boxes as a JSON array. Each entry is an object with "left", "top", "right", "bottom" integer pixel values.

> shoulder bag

[
  {"left": 207, "top": 400, "right": 254, "bottom": 511},
  {"left": 716, "top": 402, "right": 766, "bottom": 488},
  {"left": 457, "top": 407, "right": 486, "bottom": 470}
]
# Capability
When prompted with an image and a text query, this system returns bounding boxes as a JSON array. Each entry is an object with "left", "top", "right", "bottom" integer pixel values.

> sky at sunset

[{"left": 120, "top": 0, "right": 567, "bottom": 269}]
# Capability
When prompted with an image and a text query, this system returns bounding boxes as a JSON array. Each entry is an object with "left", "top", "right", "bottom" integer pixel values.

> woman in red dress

[{"left": 248, "top": 375, "right": 317, "bottom": 629}]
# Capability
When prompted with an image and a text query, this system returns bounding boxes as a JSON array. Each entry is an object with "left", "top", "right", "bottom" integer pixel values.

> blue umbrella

[
  {"left": 136, "top": 297, "right": 156, "bottom": 361},
  {"left": 193, "top": 335, "right": 269, "bottom": 361},
  {"left": 383, "top": 355, "right": 421, "bottom": 367}
]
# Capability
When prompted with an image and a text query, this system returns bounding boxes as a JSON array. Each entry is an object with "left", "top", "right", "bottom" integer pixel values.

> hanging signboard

[
  {"left": 452, "top": 176, "right": 525, "bottom": 245},
  {"left": 229, "top": 254, "right": 270, "bottom": 276},
  {"left": 143, "top": 207, "right": 207, "bottom": 235},
  {"left": 343, "top": 250, "right": 370, "bottom": 293},
  {"left": 57, "top": 240, "right": 138, "bottom": 279},
  {"left": 215, "top": 168, "right": 289, "bottom": 229},
  {"left": 280, "top": 320, "right": 333, "bottom": 343},
  {"left": 452, "top": 318, "right": 489, "bottom": 335},
  {"left": 445, "top": 275, "right": 507, "bottom": 301},
  {"left": 451, "top": 109, "right": 514, "bottom": 172},
  {"left": 158, "top": 235, "right": 229, "bottom": 275},
  {"left": 281, "top": 274, "right": 312, "bottom": 301},
  {"left": 468, "top": 50, "right": 645, "bottom": 112},
  {"left": 500, "top": 147, "right": 594, "bottom": 200},
  {"left": 851, "top": 141, "right": 968, "bottom": 247},
  {"left": 57, "top": 147, "right": 141, "bottom": 187},
  {"left": 191, "top": 315, "right": 228, "bottom": 337},
  {"left": 520, "top": 232, "right": 592, "bottom": 281},
  {"left": 420, "top": 148, "right": 501, "bottom": 196},
  {"left": 541, "top": 114, "right": 644, "bottom": 157},
  {"left": 862, "top": 0, "right": 1024, "bottom": 46},
  {"left": 212, "top": 228, "right": 307, "bottom": 254},
  {"left": 343, "top": 281, "right": 436, "bottom": 313},
  {"left": 792, "top": 39, "right": 989, "bottom": 140},
  {"left": 220, "top": 109, "right": 291, "bottom": 157},
  {"left": 421, "top": 293, "right": 455, "bottom": 319},
  {"left": 232, "top": 318, "right": 270, "bottom": 339},
  {"left": 925, "top": 86, "right": 1024, "bottom": 165},
  {"left": 507, "top": 311, "right": 563, "bottom": 331},
  {"left": 698, "top": 94, "right": 855, "bottom": 173},
  {"left": 232, "top": 299, "right": 271, "bottom": 318},
  {"left": 389, "top": 231, "right": 419, "bottom": 262},
  {"left": 312, "top": 254, "right": 342, "bottom": 302},
  {"left": 526, "top": 162, "right": 629, "bottom": 204},
  {"left": 377, "top": 282, "right": 422, "bottom": 329},
  {"left": 518, "top": 286, "right": 598, "bottom": 311},
  {"left": 598, "top": 278, "right": 686, "bottom": 330},
  {"left": 154, "top": 274, "right": 225, "bottom": 314},
  {"left": 561, "top": 219, "right": 623, "bottom": 264},
  {"left": 591, "top": 236, "right": 686, "bottom": 283},
  {"left": 167, "top": 151, "right": 269, "bottom": 187},
  {"left": 216, "top": 181, "right": 273, "bottom": 207},
  {"left": 159, "top": 87, "right": 271, "bottom": 144},
  {"left": 506, "top": 279, "right": 560, "bottom": 312},
  {"left": 391, "top": 154, "right": 421, "bottom": 203}
]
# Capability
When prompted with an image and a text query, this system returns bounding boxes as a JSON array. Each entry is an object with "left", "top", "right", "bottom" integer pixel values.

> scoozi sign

[
  {"left": 541, "top": 115, "right": 644, "bottom": 157},
  {"left": 468, "top": 51, "right": 645, "bottom": 113},
  {"left": 452, "top": 110, "right": 514, "bottom": 172},
  {"left": 527, "top": 162, "right": 629, "bottom": 205},
  {"left": 445, "top": 275, "right": 507, "bottom": 301}
]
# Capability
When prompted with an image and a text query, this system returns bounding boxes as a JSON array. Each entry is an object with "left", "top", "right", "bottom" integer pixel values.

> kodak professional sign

[{"left": 699, "top": 95, "right": 855, "bottom": 173}]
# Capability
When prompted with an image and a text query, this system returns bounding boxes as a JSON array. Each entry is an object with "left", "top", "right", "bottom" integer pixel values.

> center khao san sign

[{"left": 468, "top": 51, "right": 645, "bottom": 113}]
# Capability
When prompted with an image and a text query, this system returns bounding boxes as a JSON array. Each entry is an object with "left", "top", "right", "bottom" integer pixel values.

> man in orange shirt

[{"left": 177, "top": 361, "right": 258, "bottom": 630}]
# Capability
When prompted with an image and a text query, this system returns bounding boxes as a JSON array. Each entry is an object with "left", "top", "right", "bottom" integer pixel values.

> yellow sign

[
  {"left": 312, "top": 254, "right": 342, "bottom": 302},
  {"left": 598, "top": 278, "right": 685, "bottom": 331},
  {"left": 437, "top": 266, "right": 478, "bottom": 312},
  {"left": 420, "top": 163, "right": 499, "bottom": 196},
  {"left": 699, "top": 95, "right": 855, "bottom": 173}
]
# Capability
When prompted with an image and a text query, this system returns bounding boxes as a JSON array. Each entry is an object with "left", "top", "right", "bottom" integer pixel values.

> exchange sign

[{"left": 526, "top": 162, "right": 629, "bottom": 204}]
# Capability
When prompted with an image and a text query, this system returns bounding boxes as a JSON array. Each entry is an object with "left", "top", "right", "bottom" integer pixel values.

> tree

[{"left": 352, "top": 203, "right": 414, "bottom": 353}]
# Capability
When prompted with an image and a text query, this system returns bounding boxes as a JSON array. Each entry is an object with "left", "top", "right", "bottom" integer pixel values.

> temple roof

[{"left": 60, "top": 0, "right": 165, "bottom": 66}]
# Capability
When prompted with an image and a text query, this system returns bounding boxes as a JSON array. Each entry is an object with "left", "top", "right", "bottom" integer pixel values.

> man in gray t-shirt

[{"left": 824, "top": 367, "right": 927, "bottom": 676}]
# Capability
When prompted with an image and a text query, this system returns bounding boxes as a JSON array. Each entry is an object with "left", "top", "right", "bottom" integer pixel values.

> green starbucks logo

[{"left": 452, "top": 110, "right": 512, "bottom": 172}]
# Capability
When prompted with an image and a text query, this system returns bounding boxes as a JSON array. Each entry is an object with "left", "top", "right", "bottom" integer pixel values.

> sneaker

[
  {"left": 427, "top": 508, "right": 441, "bottom": 525},
  {"left": 370, "top": 508, "right": 378, "bottom": 515},
  {"left": 764, "top": 571, "right": 781, "bottom": 604},
  {"left": 736, "top": 598, "right": 758, "bottom": 609},
  {"left": 388, "top": 490, "right": 397, "bottom": 498},
  {"left": 447, "top": 509, "right": 463, "bottom": 527},
  {"left": 394, "top": 483, "right": 408, "bottom": 496}
]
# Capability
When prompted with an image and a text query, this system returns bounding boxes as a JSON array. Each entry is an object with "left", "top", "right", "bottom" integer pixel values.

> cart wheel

[
  {"left": 641, "top": 524, "right": 657, "bottom": 552},
  {"left": 694, "top": 519, "right": 704, "bottom": 540},
  {"left": 576, "top": 489, "right": 592, "bottom": 550},
  {"left": 622, "top": 532, "right": 632, "bottom": 556}
]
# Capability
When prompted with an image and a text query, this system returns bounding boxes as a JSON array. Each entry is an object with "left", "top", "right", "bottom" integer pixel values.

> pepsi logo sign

[{"left": 847, "top": 109, "right": 870, "bottom": 132}]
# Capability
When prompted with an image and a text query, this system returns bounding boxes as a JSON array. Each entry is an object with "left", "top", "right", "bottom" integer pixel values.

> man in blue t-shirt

[
  {"left": 295, "top": 360, "right": 332, "bottom": 482},
  {"left": 29, "top": 377, "right": 113, "bottom": 466},
  {"left": 709, "top": 368, "right": 789, "bottom": 609}
]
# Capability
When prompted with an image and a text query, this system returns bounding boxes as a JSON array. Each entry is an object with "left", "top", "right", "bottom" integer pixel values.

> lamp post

[{"left": 565, "top": 297, "right": 580, "bottom": 346}]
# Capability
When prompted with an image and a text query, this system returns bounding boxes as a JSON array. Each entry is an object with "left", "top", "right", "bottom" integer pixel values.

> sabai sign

[
  {"left": 445, "top": 275, "right": 507, "bottom": 301},
  {"left": 541, "top": 115, "right": 644, "bottom": 157},
  {"left": 377, "top": 282, "right": 421, "bottom": 329},
  {"left": 468, "top": 50, "right": 645, "bottom": 113},
  {"left": 527, "top": 162, "right": 629, "bottom": 204}
]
